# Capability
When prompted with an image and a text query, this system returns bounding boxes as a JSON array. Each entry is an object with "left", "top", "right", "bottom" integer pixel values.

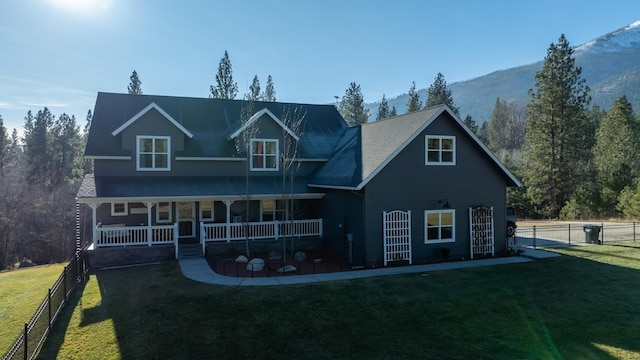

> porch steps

[{"left": 178, "top": 243, "right": 203, "bottom": 259}]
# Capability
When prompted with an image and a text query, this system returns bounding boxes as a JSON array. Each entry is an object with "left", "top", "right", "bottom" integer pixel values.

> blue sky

[{"left": 1, "top": 0, "right": 640, "bottom": 132}]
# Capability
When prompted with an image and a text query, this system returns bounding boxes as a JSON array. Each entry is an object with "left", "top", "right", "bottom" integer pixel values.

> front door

[{"left": 177, "top": 201, "right": 195, "bottom": 238}]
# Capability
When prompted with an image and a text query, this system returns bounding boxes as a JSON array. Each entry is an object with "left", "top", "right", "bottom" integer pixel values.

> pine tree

[
  {"left": 593, "top": 96, "right": 640, "bottom": 210},
  {"left": 127, "top": 70, "right": 143, "bottom": 95},
  {"left": 522, "top": 34, "right": 591, "bottom": 218},
  {"left": 376, "top": 94, "right": 390, "bottom": 120},
  {"left": 245, "top": 75, "right": 261, "bottom": 101},
  {"left": 23, "top": 108, "right": 54, "bottom": 182},
  {"left": 339, "top": 82, "right": 369, "bottom": 126},
  {"left": 263, "top": 75, "right": 276, "bottom": 102},
  {"left": 463, "top": 114, "right": 478, "bottom": 134},
  {"left": 389, "top": 106, "right": 398, "bottom": 117},
  {"left": 406, "top": 81, "right": 422, "bottom": 113},
  {"left": 210, "top": 50, "right": 238, "bottom": 99},
  {"left": 83, "top": 110, "right": 93, "bottom": 175},
  {"left": 0, "top": 115, "right": 7, "bottom": 176},
  {"left": 425, "top": 72, "right": 460, "bottom": 116}
]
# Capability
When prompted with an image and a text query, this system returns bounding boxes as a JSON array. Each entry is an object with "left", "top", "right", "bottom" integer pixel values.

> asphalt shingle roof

[{"left": 86, "top": 92, "right": 348, "bottom": 159}]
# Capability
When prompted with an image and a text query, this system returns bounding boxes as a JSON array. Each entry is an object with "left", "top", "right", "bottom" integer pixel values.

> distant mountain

[{"left": 367, "top": 21, "right": 640, "bottom": 124}]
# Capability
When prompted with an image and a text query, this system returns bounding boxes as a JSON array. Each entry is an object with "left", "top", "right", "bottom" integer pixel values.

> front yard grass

[
  {"left": 0, "top": 263, "right": 67, "bottom": 353},
  {"left": 38, "top": 244, "right": 640, "bottom": 359}
]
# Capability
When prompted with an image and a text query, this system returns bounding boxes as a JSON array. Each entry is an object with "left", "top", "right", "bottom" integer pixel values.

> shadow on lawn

[{"left": 38, "top": 249, "right": 640, "bottom": 359}]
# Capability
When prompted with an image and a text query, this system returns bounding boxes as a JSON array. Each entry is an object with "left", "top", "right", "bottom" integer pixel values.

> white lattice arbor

[
  {"left": 469, "top": 207, "right": 494, "bottom": 259},
  {"left": 383, "top": 210, "right": 412, "bottom": 266}
]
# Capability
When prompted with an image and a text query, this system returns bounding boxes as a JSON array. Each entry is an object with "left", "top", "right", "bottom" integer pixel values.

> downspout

[{"left": 350, "top": 189, "right": 365, "bottom": 267}]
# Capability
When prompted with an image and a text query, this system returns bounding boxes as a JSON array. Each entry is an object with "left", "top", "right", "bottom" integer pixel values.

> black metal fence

[
  {"left": 514, "top": 222, "right": 640, "bottom": 249},
  {"left": 2, "top": 251, "right": 88, "bottom": 360}
]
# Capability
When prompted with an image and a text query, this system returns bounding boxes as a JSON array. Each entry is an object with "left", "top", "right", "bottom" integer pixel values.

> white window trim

[
  {"left": 199, "top": 200, "right": 214, "bottom": 221},
  {"left": 425, "top": 135, "right": 456, "bottom": 166},
  {"left": 250, "top": 138, "right": 279, "bottom": 171},
  {"left": 424, "top": 209, "right": 455, "bottom": 244},
  {"left": 260, "top": 199, "right": 286, "bottom": 222},
  {"left": 156, "top": 202, "right": 172, "bottom": 223},
  {"left": 136, "top": 135, "right": 171, "bottom": 171},
  {"left": 111, "top": 202, "right": 128, "bottom": 216}
]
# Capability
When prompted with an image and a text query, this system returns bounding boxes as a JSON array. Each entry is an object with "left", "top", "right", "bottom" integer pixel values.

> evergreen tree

[
  {"left": 522, "top": 34, "right": 591, "bottom": 218},
  {"left": 209, "top": 50, "right": 238, "bottom": 99},
  {"left": 389, "top": 106, "right": 398, "bottom": 117},
  {"left": 245, "top": 75, "right": 261, "bottom": 101},
  {"left": 263, "top": 75, "right": 276, "bottom": 102},
  {"left": 406, "top": 81, "right": 422, "bottom": 113},
  {"left": 339, "top": 82, "right": 369, "bottom": 126},
  {"left": 376, "top": 94, "right": 390, "bottom": 120},
  {"left": 425, "top": 72, "right": 460, "bottom": 116},
  {"left": 83, "top": 110, "right": 93, "bottom": 175},
  {"left": 23, "top": 108, "right": 54, "bottom": 182},
  {"left": 0, "top": 116, "right": 7, "bottom": 176},
  {"left": 127, "top": 70, "right": 143, "bottom": 95},
  {"left": 51, "top": 113, "right": 83, "bottom": 186},
  {"left": 593, "top": 96, "right": 640, "bottom": 211},
  {"left": 462, "top": 114, "right": 478, "bottom": 134}
]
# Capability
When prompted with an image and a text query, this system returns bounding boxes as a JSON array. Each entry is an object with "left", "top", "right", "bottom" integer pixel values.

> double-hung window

[
  {"left": 137, "top": 136, "right": 170, "bottom": 171},
  {"left": 424, "top": 209, "right": 455, "bottom": 243},
  {"left": 156, "top": 202, "right": 172, "bottom": 223},
  {"left": 200, "top": 200, "right": 214, "bottom": 222},
  {"left": 425, "top": 135, "right": 455, "bottom": 165},
  {"left": 251, "top": 139, "right": 279, "bottom": 171}
]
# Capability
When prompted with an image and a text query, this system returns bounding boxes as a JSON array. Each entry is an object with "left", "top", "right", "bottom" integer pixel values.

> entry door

[{"left": 177, "top": 201, "right": 195, "bottom": 238}]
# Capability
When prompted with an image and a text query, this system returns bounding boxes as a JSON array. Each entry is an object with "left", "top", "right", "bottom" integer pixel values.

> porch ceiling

[{"left": 76, "top": 174, "right": 323, "bottom": 203}]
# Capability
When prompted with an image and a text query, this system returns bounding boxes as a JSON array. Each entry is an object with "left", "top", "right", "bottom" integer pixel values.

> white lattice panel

[{"left": 383, "top": 210, "right": 412, "bottom": 266}]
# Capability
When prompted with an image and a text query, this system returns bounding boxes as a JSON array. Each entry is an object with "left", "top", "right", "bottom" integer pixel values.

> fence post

[
  {"left": 568, "top": 224, "right": 571, "bottom": 246},
  {"left": 601, "top": 222, "right": 604, "bottom": 244},
  {"left": 634, "top": 222, "right": 636, "bottom": 243},
  {"left": 533, "top": 225, "right": 537, "bottom": 249},
  {"left": 23, "top": 323, "right": 28, "bottom": 360},
  {"left": 48, "top": 288, "right": 52, "bottom": 331},
  {"left": 63, "top": 266, "right": 67, "bottom": 299}
]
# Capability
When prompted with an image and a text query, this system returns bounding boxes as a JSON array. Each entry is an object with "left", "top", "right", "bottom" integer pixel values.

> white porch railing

[
  {"left": 201, "top": 219, "right": 323, "bottom": 242},
  {"left": 95, "top": 223, "right": 177, "bottom": 248}
]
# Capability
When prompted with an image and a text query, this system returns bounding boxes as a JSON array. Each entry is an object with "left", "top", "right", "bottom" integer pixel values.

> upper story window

[
  {"left": 425, "top": 209, "right": 455, "bottom": 244},
  {"left": 251, "top": 139, "right": 279, "bottom": 171},
  {"left": 137, "top": 136, "right": 170, "bottom": 171},
  {"left": 425, "top": 135, "right": 456, "bottom": 165}
]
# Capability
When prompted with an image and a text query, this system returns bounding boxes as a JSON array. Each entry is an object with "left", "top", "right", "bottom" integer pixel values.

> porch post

[
  {"left": 89, "top": 203, "right": 99, "bottom": 246},
  {"left": 145, "top": 202, "right": 155, "bottom": 246},
  {"left": 224, "top": 200, "right": 234, "bottom": 242}
]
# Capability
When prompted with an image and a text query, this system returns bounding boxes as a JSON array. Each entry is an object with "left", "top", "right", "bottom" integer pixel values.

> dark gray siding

[
  {"left": 321, "top": 189, "right": 364, "bottom": 266},
  {"left": 93, "top": 110, "right": 325, "bottom": 178},
  {"left": 364, "top": 113, "right": 509, "bottom": 265}
]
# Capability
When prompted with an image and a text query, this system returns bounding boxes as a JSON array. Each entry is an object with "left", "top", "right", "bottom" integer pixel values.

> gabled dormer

[
  {"left": 228, "top": 108, "right": 300, "bottom": 172},
  {"left": 110, "top": 102, "right": 194, "bottom": 172}
]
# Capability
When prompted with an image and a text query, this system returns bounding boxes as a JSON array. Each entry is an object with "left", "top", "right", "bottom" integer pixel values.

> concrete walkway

[{"left": 178, "top": 247, "right": 559, "bottom": 286}]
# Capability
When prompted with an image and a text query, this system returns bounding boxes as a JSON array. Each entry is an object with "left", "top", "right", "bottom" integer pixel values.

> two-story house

[{"left": 77, "top": 92, "right": 520, "bottom": 268}]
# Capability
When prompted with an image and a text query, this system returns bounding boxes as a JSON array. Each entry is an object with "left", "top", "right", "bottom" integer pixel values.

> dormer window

[
  {"left": 251, "top": 139, "right": 279, "bottom": 171},
  {"left": 137, "top": 136, "right": 170, "bottom": 171},
  {"left": 425, "top": 135, "right": 455, "bottom": 165}
]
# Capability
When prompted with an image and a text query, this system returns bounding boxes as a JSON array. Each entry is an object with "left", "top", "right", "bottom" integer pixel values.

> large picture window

[
  {"left": 424, "top": 209, "right": 455, "bottom": 243},
  {"left": 425, "top": 135, "right": 455, "bottom": 165},
  {"left": 261, "top": 199, "right": 286, "bottom": 221},
  {"left": 137, "top": 136, "right": 170, "bottom": 171},
  {"left": 251, "top": 139, "right": 279, "bottom": 171}
]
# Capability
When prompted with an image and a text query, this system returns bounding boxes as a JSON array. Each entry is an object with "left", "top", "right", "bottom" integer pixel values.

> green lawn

[
  {"left": 38, "top": 244, "right": 640, "bottom": 359},
  {"left": 0, "top": 263, "right": 67, "bottom": 353}
]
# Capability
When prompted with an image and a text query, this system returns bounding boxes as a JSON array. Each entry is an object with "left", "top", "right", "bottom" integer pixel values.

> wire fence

[
  {"left": 513, "top": 222, "right": 639, "bottom": 250},
  {"left": 2, "top": 251, "right": 89, "bottom": 360}
]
